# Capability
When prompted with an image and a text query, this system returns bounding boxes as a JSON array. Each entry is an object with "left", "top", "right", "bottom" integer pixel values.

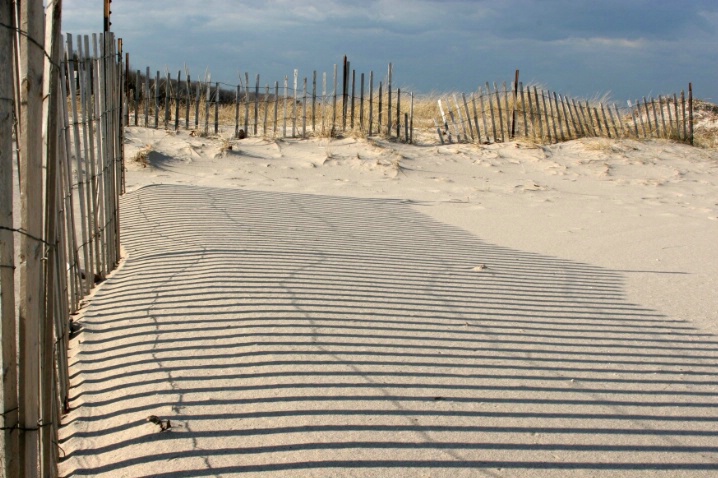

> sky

[{"left": 60, "top": 0, "right": 718, "bottom": 104}]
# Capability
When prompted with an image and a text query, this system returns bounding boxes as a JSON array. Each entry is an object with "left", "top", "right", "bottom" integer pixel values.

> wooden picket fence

[
  {"left": 124, "top": 57, "right": 416, "bottom": 143},
  {"left": 435, "top": 75, "right": 694, "bottom": 145},
  {"left": 0, "top": 1, "right": 125, "bottom": 475}
]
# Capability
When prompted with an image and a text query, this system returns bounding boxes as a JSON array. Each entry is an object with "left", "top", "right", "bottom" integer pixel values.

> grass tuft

[{"left": 132, "top": 145, "right": 153, "bottom": 167}]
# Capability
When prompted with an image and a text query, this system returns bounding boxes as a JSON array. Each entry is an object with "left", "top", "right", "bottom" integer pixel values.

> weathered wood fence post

[
  {"left": 0, "top": 1, "right": 19, "bottom": 476},
  {"left": 18, "top": 2, "right": 46, "bottom": 475}
]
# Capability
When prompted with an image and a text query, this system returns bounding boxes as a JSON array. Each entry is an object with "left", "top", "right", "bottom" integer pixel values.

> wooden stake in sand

[
  {"left": 214, "top": 82, "right": 219, "bottom": 135},
  {"left": 387, "top": 63, "right": 393, "bottom": 136},
  {"left": 688, "top": 83, "right": 693, "bottom": 145},
  {"left": 204, "top": 73, "right": 210, "bottom": 136},
  {"left": 312, "top": 71, "right": 317, "bottom": 132},
  {"left": 486, "top": 83, "right": 497, "bottom": 143},
  {"left": 174, "top": 71, "right": 181, "bottom": 131},
  {"left": 360, "top": 73, "right": 365, "bottom": 132},
  {"left": 368, "top": 71, "right": 374, "bottom": 135},
  {"left": 254, "top": 74, "right": 260, "bottom": 135}
]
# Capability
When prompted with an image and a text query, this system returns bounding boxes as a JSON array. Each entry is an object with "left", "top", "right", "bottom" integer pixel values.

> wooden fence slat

[
  {"left": 471, "top": 94, "right": 482, "bottom": 143},
  {"left": 350, "top": 69, "right": 355, "bottom": 129},
  {"left": 434, "top": 118, "right": 445, "bottom": 144},
  {"left": 525, "top": 87, "right": 537, "bottom": 141},
  {"left": 254, "top": 74, "right": 260, "bottom": 135},
  {"left": 658, "top": 96, "right": 667, "bottom": 137},
  {"left": 360, "top": 73, "right": 365, "bottom": 132},
  {"left": 494, "top": 83, "right": 504, "bottom": 142},
  {"left": 594, "top": 107, "right": 604, "bottom": 136},
  {"left": 274, "top": 81, "right": 279, "bottom": 137},
  {"left": 453, "top": 94, "right": 467, "bottom": 141},
  {"left": 486, "top": 83, "right": 497, "bottom": 142},
  {"left": 185, "top": 71, "right": 191, "bottom": 129},
  {"left": 234, "top": 84, "right": 240, "bottom": 137},
  {"left": 582, "top": 101, "right": 594, "bottom": 136},
  {"left": 18, "top": 1, "right": 46, "bottom": 474},
  {"left": 462, "top": 93, "right": 474, "bottom": 141},
  {"left": 204, "top": 73, "right": 210, "bottom": 135},
  {"left": 688, "top": 83, "right": 693, "bottom": 145},
  {"left": 572, "top": 98, "right": 583, "bottom": 138},
  {"left": 292, "top": 70, "right": 298, "bottom": 137},
  {"left": 377, "top": 81, "right": 382, "bottom": 136},
  {"left": 628, "top": 101, "right": 638, "bottom": 138},
  {"left": 342, "top": 57, "right": 348, "bottom": 131},
  {"left": 332, "top": 65, "right": 338, "bottom": 134},
  {"left": 262, "top": 84, "right": 269, "bottom": 137},
  {"left": 174, "top": 71, "right": 181, "bottom": 131},
  {"left": 135, "top": 70, "right": 140, "bottom": 126},
  {"left": 144, "top": 67, "right": 150, "bottom": 126},
  {"left": 650, "top": 97, "right": 660, "bottom": 137},
  {"left": 637, "top": 99, "right": 647, "bottom": 138},
  {"left": 387, "top": 63, "right": 392, "bottom": 136},
  {"left": 612, "top": 104, "right": 624, "bottom": 138},
  {"left": 214, "top": 82, "right": 219, "bottom": 134},
  {"left": 673, "top": 93, "right": 680, "bottom": 140},
  {"left": 0, "top": 0, "right": 19, "bottom": 472},
  {"left": 533, "top": 86, "right": 543, "bottom": 141},
  {"left": 368, "top": 71, "right": 373, "bottom": 135},
  {"left": 552, "top": 92, "right": 564, "bottom": 141},
  {"left": 437, "top": 99, "right": 450, "bottom": 142},
  {"left": 78, "top": 38, "right": 98, "bottom": 281},
  {"left": 544, "top": 90, "right": 554, "bottom": 141},
  {"left": 164, "top": 72, "right": 170, "bottom": 128},
  {"left": 641, "top": 97, "right": 651, "bottom": 136},
  {"left": 312, "top": 71, "right": 317, "bottom": 132},
  {"left": 302, "top": 77, "right": 307, "bottom": 138},
  {"left": 565, "top": 95, "right": 579, "bottom": 139},
  {"left": 154, "top": 70, "right": 160, "bottom": 128},
  {"left": 502, "top": 82, "right": 510, "bottom": 140},
  {"left": 282, "top": 75, "right": 288, "bottom": 137},
  {"left": 479, "top": 86, "right": 490, "bottom": 143},
  {"left": 61, "top": 46, "right": 81, "bottom": 308},
  {"left": 559, "top": 94, "right": 572, "bottom": 139},
  {"left": 665, "top": 96, "right": 675, "bottom": 138},
  {"left": 81, "top": 35, "right": 102, "bottom": 278},
  {"left": 405, "top": 112, "right": 409, "bottom": 142},
  {"left": 599, "top": 104, "right": 611, "bottom": 138},
  {"left": 397, "top": 89, "right": 401, "bottom": 139},
  {"left": 410, "top": 92, "right": 414, "bottom": 143},
  {"left": 94, "top": 33, "right": 111, "bottom": 273},
  {"left": 681, "top": 90, "right": 686, "bottom": 141},
  {"left": 244, "top": 73, "right": 250, "bottom": 136},
  {"left": 41, "top": 3, "right": 64, "bottom": 470},
  {"left": 322, "top": 73, "right": 327, "bottom": 135},
  {"left": 519, "top": 82, "right": 528, "bottom": 138},
  {"left": 511, "top": 71, "right": 519, "bottom": 138}
]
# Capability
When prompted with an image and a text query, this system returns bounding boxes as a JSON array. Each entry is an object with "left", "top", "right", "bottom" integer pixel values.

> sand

[{"left": 58, "top": 127, "right": 718, "bottom": 477}]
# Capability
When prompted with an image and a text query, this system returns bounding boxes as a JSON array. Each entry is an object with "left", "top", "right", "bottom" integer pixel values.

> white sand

[{"left": 59, "top": 128, "right": 718, "bottom": 477}]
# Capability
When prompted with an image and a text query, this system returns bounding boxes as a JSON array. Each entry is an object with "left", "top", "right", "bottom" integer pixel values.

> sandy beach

[{"left": 58, "top": 127, "right": 718, "bottom": 477}]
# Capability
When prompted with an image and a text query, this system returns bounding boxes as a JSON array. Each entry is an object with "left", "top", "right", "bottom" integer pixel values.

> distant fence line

[
  {"left": 435, "top": 73, "right": 694, "bottom": 145},
  {"left": 0, "top": 4, "right": 125, "bottom": 473},
  {"left": 120, "top": 57, "right": 415, "bottom": 143}
]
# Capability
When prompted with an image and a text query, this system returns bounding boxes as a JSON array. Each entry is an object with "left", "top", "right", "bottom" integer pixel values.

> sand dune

[{"left": 59, "top": 129, "right": 718, "bottom": 476}]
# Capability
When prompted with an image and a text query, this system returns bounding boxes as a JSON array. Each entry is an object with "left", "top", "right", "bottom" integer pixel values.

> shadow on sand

[{"left": 59, "top": 184, "right": 718, "bottom": 477}]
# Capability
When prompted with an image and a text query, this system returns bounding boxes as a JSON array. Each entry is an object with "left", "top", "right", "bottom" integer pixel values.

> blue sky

[{"left": 61, "top": 0, "right": 717, "bottom": 103}]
